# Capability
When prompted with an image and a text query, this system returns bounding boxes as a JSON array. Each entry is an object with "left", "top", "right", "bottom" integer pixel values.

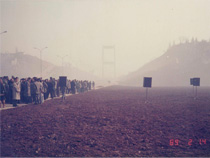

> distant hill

[
  {"left": 120, "top": 40, "right": 210, "bottom": 86},
  {"left": 0, "top": 52, "right": 98, "bottom": 80}
]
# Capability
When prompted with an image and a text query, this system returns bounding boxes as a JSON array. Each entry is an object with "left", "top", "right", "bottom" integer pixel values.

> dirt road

[{"left": 1, "top": 86, "right": 210, "bottom": 157}]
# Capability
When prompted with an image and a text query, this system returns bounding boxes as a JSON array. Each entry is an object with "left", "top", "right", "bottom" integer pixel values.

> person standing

[
  {"left": 25, "top": 78, "right": 31, "bottom": 103},
  {"left": 43, "top": 79, "right": 48, "bottom": 100},
  {"left": 48, "top": 78, "right": 54, "bottom": 99},
  {"left": 8, "top": 78, "right": 14, "bottom": 104},
  {"left": 71, "top": 80, "right": 76, "bottom": 94},
  {"left": 0, "top": 78, "right": 6, "bottom": 108},
  {"left": 56, "top": 80, "right": 60, "bottom": 97},
  {"left": 40, "top": 79, "right": 44, "bottom": 104},
  {"left": 92, "top": 81, "right": 95, "bottom": 89},
  {"left": 67, "top": 80, "right": 71, "bottom": 94},
  {"left": 20, "top": 79, "right": 26, "bottom": 103},
  {"left": 88, "top": 81, "right": 91, "bottom": 90},
  {"left": 3, "top": 76, "right": 9, "bottom": 104},
  {"left": 34, "top": 78, "right": 44, "bottom": 104},
  {"left": 76, "top": 81, "right": 81, "bottom": 94},
  {"left": 53, "top": 78, "right": 56, "bottom": 97},
  {"left": 30, "top": 78, "right": 37, "bottom": 104},
  {"left": 13, "top": 77, "right": 21, "bottom": 107},
  {"left": 60, "top": 83, "right": 67, "bottom": 101}
]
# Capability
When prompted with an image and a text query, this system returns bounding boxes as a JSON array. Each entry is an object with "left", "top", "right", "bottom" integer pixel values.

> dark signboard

[
  {"left": 193, "top": 78, "right": 200, "bottom": 86},
  {"left": 143, "top": 77, "right": 152, "bottom": 88},
  {"left": 59, "top": 76, "right": 67, "bottom": 87},
  {"left": 190, "top": 78, "right": 194, "bottom": 85}
]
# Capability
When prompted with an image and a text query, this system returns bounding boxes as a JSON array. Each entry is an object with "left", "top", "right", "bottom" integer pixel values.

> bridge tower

[{"left": 102, "top": 45, "right": 116, "bottom": 79}]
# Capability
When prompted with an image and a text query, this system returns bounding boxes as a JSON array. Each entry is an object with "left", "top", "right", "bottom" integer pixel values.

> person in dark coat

[
  {"left": 88, "top": 81, "right": 91, "bottom": 90},
  {"left": 3, "top": 76, "right": 9, "bottom": 103},
  {"left": 92, "top": 81, "right": 95, "bottom": 89},
  {"left": 48, "top": 77, "right": 55, "bottom": 99},
  {"left": 8, "top": 78, "right": 14, "bottom": 104},
  {"left": 0, "top": 78, "right": 6, "bottom": 108},
  {"left": 30, "top": 78, "right": 37, "bottom": 104},
  {"left": 21, "top": 79, "right": 26, "bottom": 103},
  {"left": 24, "top": 78, "right": 32, "bottom": 103},
  {"left": 71, "top": 80, "right": 76, "bottom": 94}
]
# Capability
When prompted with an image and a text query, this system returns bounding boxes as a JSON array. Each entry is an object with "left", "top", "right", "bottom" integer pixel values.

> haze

[{"left": 1, "top": 0, "right": 210, "bottom": 78}]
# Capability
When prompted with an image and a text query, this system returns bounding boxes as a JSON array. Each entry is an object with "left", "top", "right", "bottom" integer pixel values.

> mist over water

[{"left": 1, "top": 0, "right": 210, "bottom": 81}]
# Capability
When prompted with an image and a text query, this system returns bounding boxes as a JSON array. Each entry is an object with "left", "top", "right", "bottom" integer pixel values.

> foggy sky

[{"left": 1, "top": 0, "right": 210, "bottom": 78}]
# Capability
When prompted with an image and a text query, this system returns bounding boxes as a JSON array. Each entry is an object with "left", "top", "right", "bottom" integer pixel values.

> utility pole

[
  {"left": 102, "top": 45, "right": 116, "bottom": 79},
  {"left": 34, "top": 47, "right": 48, "bottom": 78},
  {"left": 57, "top": 55, "right": 68, "bottom": 75}
]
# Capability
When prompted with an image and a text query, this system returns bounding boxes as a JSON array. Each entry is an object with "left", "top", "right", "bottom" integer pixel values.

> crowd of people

[{"left": 0, "top": 76, "right": 95, "bottom": 108}]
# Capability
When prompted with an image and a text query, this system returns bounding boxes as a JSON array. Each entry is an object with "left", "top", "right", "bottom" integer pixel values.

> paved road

[
  {"left": 0, "top": 86, "right": 103, "bottom": 111},
  {"left": 0, "top": 93, "right": 75, "bottom": 111}
]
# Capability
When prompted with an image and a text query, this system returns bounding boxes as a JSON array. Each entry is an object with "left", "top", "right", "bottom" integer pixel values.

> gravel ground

[{"left": 1, "top": 86, "right": 210, "bottom": 157}]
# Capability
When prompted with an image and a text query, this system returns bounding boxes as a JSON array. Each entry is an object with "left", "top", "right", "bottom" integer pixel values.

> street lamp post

[
  {"left": 34, "top": 47, "right": 48, "bottom": 78},
  {"left": 57, "top": 55, "right": 68, "bottom": 75},
  {"left": 0, "top": 31, "right": 7, "bottom": 35}
]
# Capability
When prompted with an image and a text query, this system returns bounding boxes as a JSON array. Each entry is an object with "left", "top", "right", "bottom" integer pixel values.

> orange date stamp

[{"left": 169, "top": 139, "right": 207, "bottom": 146}]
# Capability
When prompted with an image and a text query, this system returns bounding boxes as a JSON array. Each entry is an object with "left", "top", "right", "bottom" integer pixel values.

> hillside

[
  {"left": 0, "top": 52, "right": 97, "bottom": 80},
  {"left": 120, "top": 40, "right": 210, "bottom": 86}
]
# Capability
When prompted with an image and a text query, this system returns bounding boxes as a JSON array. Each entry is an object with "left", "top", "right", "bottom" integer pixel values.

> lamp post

[
  {"left": 57, "top": 55, "right": 68, "bottom": 75},
  {"left": 0, "top": 31, "right": 7, "bottom": 35},
  {"left": 34, "top": 47, "right": 48, "bottom": 78}
]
